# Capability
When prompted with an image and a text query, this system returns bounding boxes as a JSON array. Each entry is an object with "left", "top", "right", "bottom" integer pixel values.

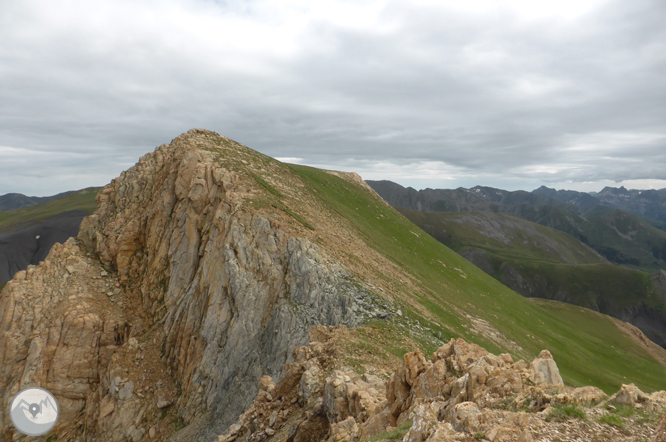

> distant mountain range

[
  {"left": 535, "top": 185, "right": 666, "bottom": 225},
  {"left": 367, "top": 181, "right": 666, "bottom": 272},
  {"left": 367, "top": 180, "right": 666, "bottom": 348},
  {"left": 0, "top": 191, "right": 75, "bottom": 211}
]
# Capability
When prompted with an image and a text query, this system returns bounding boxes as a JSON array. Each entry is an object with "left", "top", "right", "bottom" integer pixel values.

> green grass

[
  {"left": 398, "top": 209, "right": 604, "bottom": 265},
  {"left": 546, "top": 404, "right": 587, "bottom": 422},
  {"left": 398, "top": 207, "right": 666, "bottom": 336},
  {"left": 369, "top": 420, "right": 412, "bottom": 441},
  {"left": 0, "top": 187, "right": 100, "bottom": 233},
  {"left": 598, "top": 414, "right": 625, "bottom": 428},
  {"left": 607, "top": 403, "right": 636, "bottom": 418},
  {"left": 286, "top": 164, "right": 666, "bottom": 394}
]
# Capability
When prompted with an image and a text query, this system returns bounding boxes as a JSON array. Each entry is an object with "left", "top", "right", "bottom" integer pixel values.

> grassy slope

[
  {"left": 505, "top": 204, "right": 666, "bottom": 272},
  {"left": 396, "top": 208, "right": 663, "bottom": 313},
  {"left": 287, "top": 164, "right": 666, "bottom": 394},
  {"left": 396, "top": 209, "right": 604, "bottom": 265},
  {"left": 0, "top": 187, "right": 100, "bottom": 234}
]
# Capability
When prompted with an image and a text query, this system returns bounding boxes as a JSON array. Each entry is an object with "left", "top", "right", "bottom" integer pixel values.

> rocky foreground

[{"left": 219, "top": 326, "right": 666, "bottom": 442}]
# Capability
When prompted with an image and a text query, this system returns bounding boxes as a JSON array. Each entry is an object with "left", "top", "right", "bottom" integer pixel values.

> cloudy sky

[{"left": 2, "top": 0, "right": 666, "bottom": 196}]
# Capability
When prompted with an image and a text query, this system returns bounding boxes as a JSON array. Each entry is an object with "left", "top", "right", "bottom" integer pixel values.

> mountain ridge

[
  {"left": 367, "top": 180, "right": 666, "bottom": 272},
  {"left": 2, "top": 130, "right": 666, "bottom": 441}
]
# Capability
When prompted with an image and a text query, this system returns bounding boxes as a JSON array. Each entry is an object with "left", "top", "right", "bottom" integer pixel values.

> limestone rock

[
  {"left": 259, "top": 375, "right": 275, "bottom": 393},
  {"left": 449, "top": 401, "right": 480, "bottom": 432},
  {"left": 328, "top": 416, "right": 358, "bottom": 442},
  {"left": 434, "top": 338, "right": 489, "bottom": 372},
  {"left": 118, "top": 381, "right": 135, "bottom": 401},
  {"left": 387, "top": 350, "right": 427, "bottom": 417},
  {"left": 528, "top": 350, "right": 564, "bottom": 386},
  {"left": 357, "top": 408, "right": 395, "bottom": 441},
  {"left": 155, "top": 387, "right": 174, "bottom": 408},
  {"left": 611, "top": 383, "right": 649, "bottom": 406},
  {"left": 570, "top": 386, "right": 607, "bottom": 404}
]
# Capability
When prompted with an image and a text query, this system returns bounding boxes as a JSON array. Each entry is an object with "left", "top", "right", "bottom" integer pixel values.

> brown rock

[
  {"left": 155, "top": 387, "right": 174, "bottom": 408},
  {"left": 259, "top": 375, "right": 276, "bottom": 393},
  {"left": 653, "top": 414, "right": 666, "bottom": 442},
  {"left": 357, "top": 408, "right": 396, "bottom": 441},
  {"left": 328, "top": 416, "right": 358, "bottom": 442},
  {"left": 404, "top": 350, "right": 427, "bottom": 386},
  {"left": 449, "top": 401, "right": 480, "bottom": 432},
  {"left": 291, "top": 414, "right": 330, "bottom": 442},
  {"left": 571, "top": 386, "right": 607, "bottom": 404},
  {"left": 412, "top": 360, "right": 448, "bottom": 400},
  {"left": 274, "top": 363, "right": 306, "bottom": 400},
  {"left": 611, "top": 383, "right": 649, "bottom": 407},
  {"left": 486, "top": 425, "right": 525, "bottom": 442}
]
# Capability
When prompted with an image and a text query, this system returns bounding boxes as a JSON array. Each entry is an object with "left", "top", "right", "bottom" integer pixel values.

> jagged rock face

[
  {"left": 76, "top": 130, "right": 373, "bottom": 439},
  {"left": 0, "top": 239, "right": 140, "bottom": 442},
  {"left": 221, "top": 332, "right": 666, "bottom": 442},
  {"left": 0, "top": 130, "right": 383, "bottom": 441}
]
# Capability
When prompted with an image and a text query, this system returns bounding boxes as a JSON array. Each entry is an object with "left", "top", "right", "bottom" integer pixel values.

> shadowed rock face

[{"left": 0, "top": 130, "right": 383, "bottom": 441}]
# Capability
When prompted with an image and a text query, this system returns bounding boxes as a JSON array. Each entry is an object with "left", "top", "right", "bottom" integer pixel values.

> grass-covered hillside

[
  {"left": 0, "top": 187, "right": 100, "bottom": 233},
  {"left": 243, "top": 159, "right": 666, "bottom": 394},
  {"left": 395, "top": 208, "right": 666, "bottom": 348}
]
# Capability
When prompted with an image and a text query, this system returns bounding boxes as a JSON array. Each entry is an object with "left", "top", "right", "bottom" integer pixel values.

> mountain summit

[{"left": 2, "top": 130, "right": 666, "bottom": 441}]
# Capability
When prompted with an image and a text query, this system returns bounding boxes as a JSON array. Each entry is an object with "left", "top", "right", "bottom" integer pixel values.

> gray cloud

[{"left": 1, "top": 0, "right": 666, "bottom": 195}]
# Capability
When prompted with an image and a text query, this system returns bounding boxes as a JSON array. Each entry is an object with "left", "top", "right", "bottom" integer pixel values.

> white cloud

[{"left": 1, "top": 0, "right": 665, "bottom": 195}]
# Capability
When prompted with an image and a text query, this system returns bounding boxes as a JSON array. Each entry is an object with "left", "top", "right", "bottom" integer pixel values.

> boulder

[
  {"left": 404, "top": 402, "right": 441, "bottom": 442},
  {"left": 435, "top": 339, "right": 489, "bottom": 373},
  {"left": 528, "top": 350, "right": 563, "bottom": 386},
  {"left": 449, "top": 401, "right": 480, "bottom": 432},
  {"left": 570, "top": 386, "right": 607, "bottom": 404},
  {"left": 412, "top": 360, "right": 449, "bottom": 401},
  {"left": 357, "top": 408, "right": 396, "bottom": 441},
  {"left": 611, "top": 383, "right": 649, "bottom": 407},
  {"left": 387, "top": 350, "right": 426, "bottom": 417},
  {"left": 259, "top": 375, "right": 275, "bottom": 393}
]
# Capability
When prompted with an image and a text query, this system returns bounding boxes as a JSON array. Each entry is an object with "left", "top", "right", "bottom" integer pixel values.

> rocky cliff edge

[{"left": 0, "top": 130, "right": 393, "bottom": 441}]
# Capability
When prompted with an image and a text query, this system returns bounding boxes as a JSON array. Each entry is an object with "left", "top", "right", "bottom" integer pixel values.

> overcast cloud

[{"left": 2, "top": 0, "right": 666, "bottom": 195}]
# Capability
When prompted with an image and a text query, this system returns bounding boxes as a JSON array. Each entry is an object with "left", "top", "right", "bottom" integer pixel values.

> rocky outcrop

[
  {"left": 219, "top": 332, "right": 666, "bottom": 442},
  {"left": 0, "top": 238, "right": 163, "bottom": 442},
  {"left": 0, "top": 130, "right": 391, "bottom": 441}
]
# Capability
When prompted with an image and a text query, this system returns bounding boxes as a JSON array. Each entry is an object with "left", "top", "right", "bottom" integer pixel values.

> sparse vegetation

[
  {"left": 607, "top": 403, "right": 636, "bottom": 418},
  {"left": 546, "top": 404, "right": 587, "bottom": 422},
  {"left": 599, "top": 413, "right": 625, "bottom": 428},
  {"left": 369, "top": 420, "right": 412, "bottom": 441}
]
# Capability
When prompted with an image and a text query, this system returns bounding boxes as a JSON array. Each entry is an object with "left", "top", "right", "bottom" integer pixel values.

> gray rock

[{"left": 118, "top": 381, "right": 135, "bottom": 401}]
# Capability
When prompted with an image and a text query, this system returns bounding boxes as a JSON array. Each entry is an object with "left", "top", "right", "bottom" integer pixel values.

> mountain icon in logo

[{"left": 9, "top": 387, "right": 59, "bottom": 436}]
